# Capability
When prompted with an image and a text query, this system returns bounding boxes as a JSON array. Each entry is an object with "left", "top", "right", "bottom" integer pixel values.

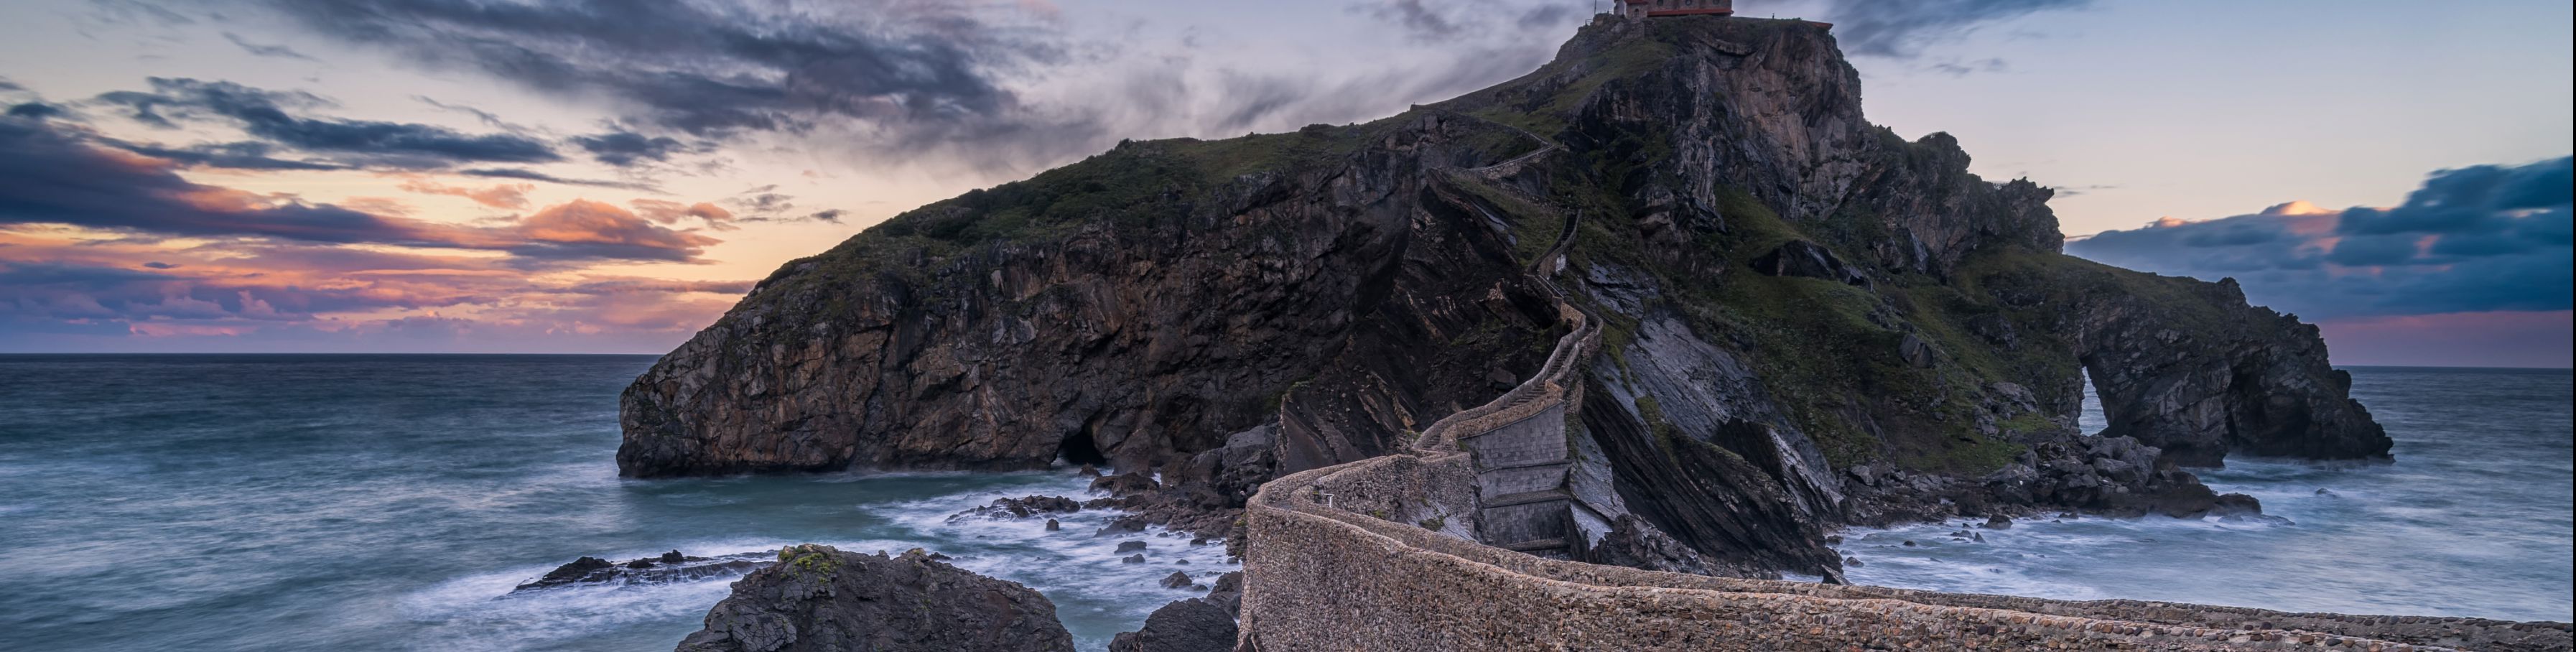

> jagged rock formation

[
  {"left": 622, "top": 14, "right": 2391, "bottom": 578},
  {"left": 512, "top": 550, "right": 769, "bottom": 593},
  {"left": 674, "top": 545, "right": 1073, "bottom": 652}
]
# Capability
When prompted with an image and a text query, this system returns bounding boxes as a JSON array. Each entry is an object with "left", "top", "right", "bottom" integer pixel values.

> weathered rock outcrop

[
  {"left": 620, "top": 114, "right": 1563, "bottom": 480},
  {"left": 623, "top": 15, "right": 2390, "bottom": 579},
  {"left": 512, "top": 550, "right": 770, "bottom": 593},
  {"left": 674, "top": 545, "right": 1073, "bottom": 652},
  {"left": 2068, "top": 276, "right": 2393, "bottom": 466}
]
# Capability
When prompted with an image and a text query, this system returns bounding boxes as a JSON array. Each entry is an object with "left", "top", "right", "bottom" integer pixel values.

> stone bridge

[{"left": 1234, "top": 209, "right": 2571, "bottom": 651}]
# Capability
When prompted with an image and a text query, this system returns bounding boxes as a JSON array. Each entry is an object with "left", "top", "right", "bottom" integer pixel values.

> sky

[{"left": 0, "top": 0, "right": 2568, "bottom": 366}]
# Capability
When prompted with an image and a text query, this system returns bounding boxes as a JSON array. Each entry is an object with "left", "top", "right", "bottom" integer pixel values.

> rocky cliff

[{"left": 621, "top": 16, "right": 2390, "bottom": 577}]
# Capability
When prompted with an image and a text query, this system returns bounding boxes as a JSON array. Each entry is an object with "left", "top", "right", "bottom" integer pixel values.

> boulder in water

[
  {"left": 515, "top": 550, "right": 768, "bottom": 593},
  {"left": 950, "top": 495, "right": 1085, "bottom": 521},
  {"left": 675, "top": 545, "right": 1073, "bottom": 652},
  {"left": 1107, "top": 598, "right": 1236, "bottom": 652}
]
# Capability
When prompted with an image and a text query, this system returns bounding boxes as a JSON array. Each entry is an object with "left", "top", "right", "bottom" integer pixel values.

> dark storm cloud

[
  {"left": 94, "top": 78, "right": 561, "bottom": 165},
  {"left": 6, "top": 103, "right": 65, "bottom": 119},
  {"left": 2338, "top": 157, "right": 2573, "bottom": 236},
  {"left": 0, "top": 116, "right": 715, "bottom": 262},
  {"left": 2, "top": 115, "right": 447, "bottom": 244},
  {"left": 572, "top": 130, "right": 699, "bottom": 167},
  {"left": 1824, "top": 0, "right": 2091, "bottom": 57},
  {"left": 254, "top": 0, "right": 1046, "bottom": 139},
  {"left": 2068, "top": 157, "right": 2575, "bottom": 320}
]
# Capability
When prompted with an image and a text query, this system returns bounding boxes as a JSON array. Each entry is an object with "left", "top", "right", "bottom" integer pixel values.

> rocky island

[{"left": 620, "top": 12, "right": 2567, "bottom": 652}]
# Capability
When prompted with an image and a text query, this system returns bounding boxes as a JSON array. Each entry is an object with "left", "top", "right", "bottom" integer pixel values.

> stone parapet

[{"left": 1243, "top": 455, "right": 2571, "bottom": 651}]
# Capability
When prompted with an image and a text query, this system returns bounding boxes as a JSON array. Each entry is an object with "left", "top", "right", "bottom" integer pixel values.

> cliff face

[
  {"left": 619, "top": 116, "right": 1562, "bottom": 478},
  {"left": 621, "top": 16, "right": 2389, "bottom": 574}
]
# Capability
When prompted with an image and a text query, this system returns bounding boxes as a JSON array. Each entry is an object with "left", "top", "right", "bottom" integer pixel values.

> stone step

[
  {"left": 1480, "top": 460, "right": 1573, "bottom": 473},
  {"left": 1483, "top": 490, "right": 1571, "bottom": 508}
]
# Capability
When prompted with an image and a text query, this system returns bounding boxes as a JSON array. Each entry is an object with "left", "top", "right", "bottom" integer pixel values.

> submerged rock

[
  {"left": 513, "top": 550, "right": 768, "bottom": 593},
  {"left": 949, "top": 495, "right": 1084, "bottom": 521},
  {"left": 674, "top": 545, "right": 1073, "bottom": 652}
]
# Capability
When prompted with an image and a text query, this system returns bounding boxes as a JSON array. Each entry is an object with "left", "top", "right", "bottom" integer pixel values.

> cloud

[
  {"left": 628, "top": 199, "right": 734, "bottom": 225},
  {"left": 255, "top": 0, "right": 1052, "bottom": 139},
  {"left": 94, "top": 78, "right": 560, "bottom": 166},
  {"left": 456, "top": 167, "right": 656, "bottom": 192},
  {"left": 0, "top": 233, "right": 755, "bottom": 353},
  {"left": 1820, "top": 0, "right": 2091, "bottom": 58},
  {"left": 509, "top": 199, "right": 721, "bottom": 262},
  {"left": 100, "top": 139, "right": 347, "bottom": 171},
  {"left": 1, "top": 116, "right": 718, "bottom": 262},
  {"left": 8, "top": 103, "right": 65, "bottom": 119},
  {"left": 1358, "top": 0, "right": 1464, "bottom": 42},
  {"left": 572, "top": 130, "right": 701, "bottom": 167},
  {"left": 222, "top": 32, "right": 320, "bottom": 61},
  {"left": 396, "top": 177, "right": 533, "bottom": 209},
  {"left": 2067, "top": 157, "right": 2575, "bottom": 320}
]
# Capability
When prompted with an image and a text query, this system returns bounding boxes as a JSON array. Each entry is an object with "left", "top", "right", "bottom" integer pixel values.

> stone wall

[{"left": 1241, "top": 457, "right": 2572, "bottom": 651}]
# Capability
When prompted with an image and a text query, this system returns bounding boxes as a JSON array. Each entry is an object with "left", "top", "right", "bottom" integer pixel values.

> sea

[
  {"left": 1844, "top": 366, "right": 2574, "bottom": 623},
  {"left": 0, "top": 357, "right": 2566, "bottom": 652}
]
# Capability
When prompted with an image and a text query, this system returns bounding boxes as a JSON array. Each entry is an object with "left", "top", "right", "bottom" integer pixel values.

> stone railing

[
  {"left": 1240, "top": 454, "right": 2570, "bottom": 651},
  {"left": 1411, "top": 300, "right": 1598, "bottom": 454}
]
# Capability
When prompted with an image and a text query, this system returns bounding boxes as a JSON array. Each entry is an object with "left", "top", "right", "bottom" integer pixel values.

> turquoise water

[
  {"left": 0, "top": 355, "right": 1233, "bottom": 652},
  {"left": 1846, "top": 367, "right": 2575, "bottom": 623}
]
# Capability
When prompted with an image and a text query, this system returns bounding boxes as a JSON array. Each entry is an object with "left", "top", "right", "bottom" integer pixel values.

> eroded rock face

[
  {"left": 674, "top": 546, "right": 1073, "bottom": 652},
  {"left": 620, "top": 115, "right": 1564, "bottom": 480},
  {"left": 2071, "top": 279, "right": 2391, "bottom": 467},
  {"left": 1749, "top": 241, "right": 1868, "bottom": 287}
]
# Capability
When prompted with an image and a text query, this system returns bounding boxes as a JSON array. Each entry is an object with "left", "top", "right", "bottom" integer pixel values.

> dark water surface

[
  {"left": 1846, "top": 366, "right": 2574, "bottom": 622},
  {"left": 0, "top": 355, "right": 1232, "bottom": 652}
]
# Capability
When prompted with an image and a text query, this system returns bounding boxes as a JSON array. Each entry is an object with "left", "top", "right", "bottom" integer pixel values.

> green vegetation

[{"left": 777, "top": 544, "right": 842, "bottom": 581}]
